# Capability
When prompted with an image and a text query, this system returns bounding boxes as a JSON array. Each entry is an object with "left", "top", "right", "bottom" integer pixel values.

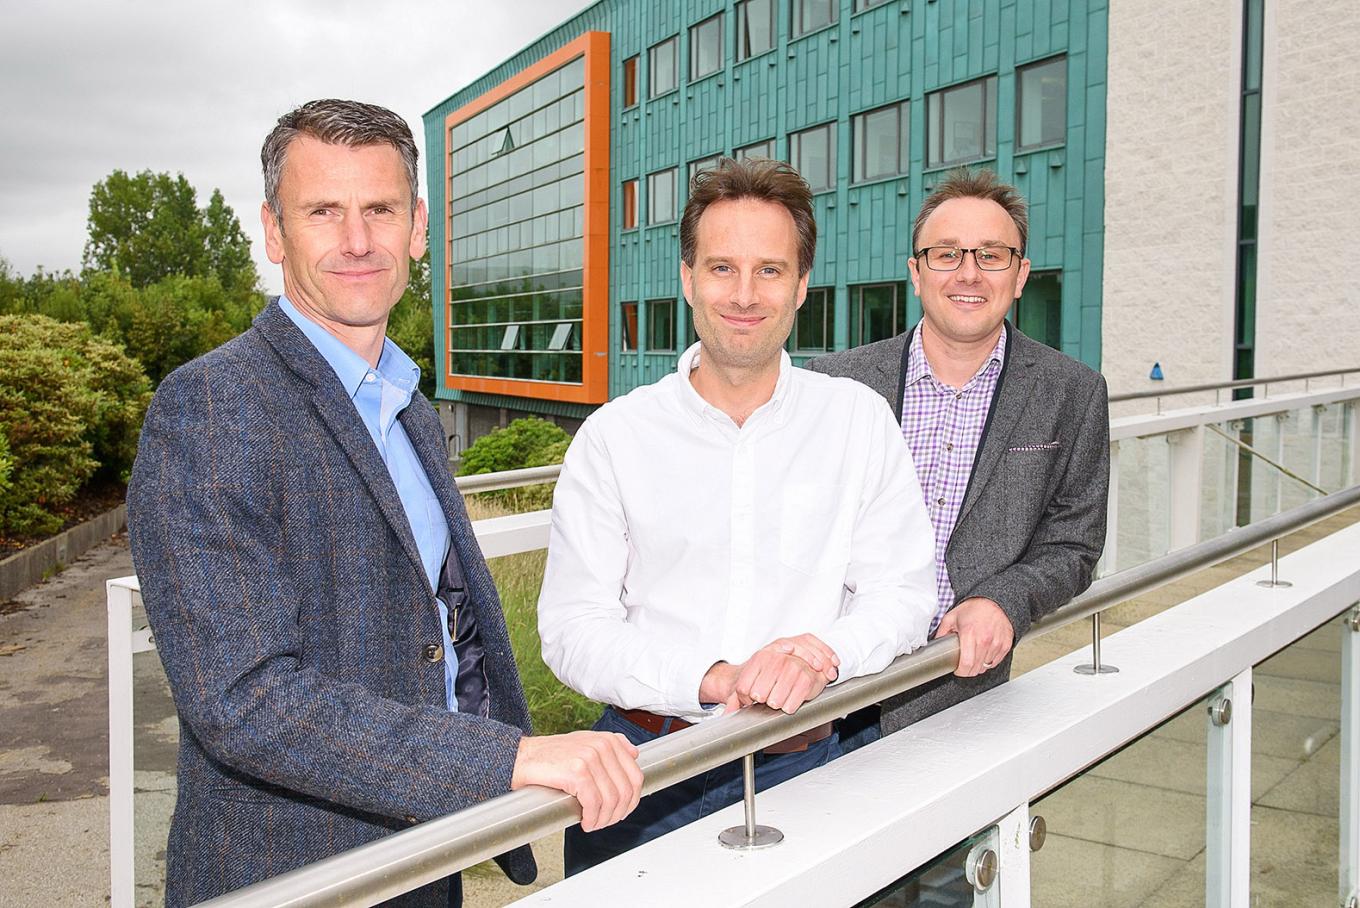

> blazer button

[{"left": 423, "top": 643, "right": 444, "bottom": 663}]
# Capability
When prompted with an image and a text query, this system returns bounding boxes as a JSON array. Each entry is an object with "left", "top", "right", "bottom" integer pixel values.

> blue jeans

[{"left": 563, "top": 706, "right": 842, "bottom": 876}]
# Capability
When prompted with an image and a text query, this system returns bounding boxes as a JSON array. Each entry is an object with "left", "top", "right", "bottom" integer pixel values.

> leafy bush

[
  {"left": 0, "top": 431, "right": 12, "bottom": 500},
  {"left": 457, "top": 417, "right": 571, "bottom": 513},
  {"left": 457, "top": 417, "right": 570, "bottom": 476},
  {"left": 0, "top": 315, "right": 151, "bottom": 534}
]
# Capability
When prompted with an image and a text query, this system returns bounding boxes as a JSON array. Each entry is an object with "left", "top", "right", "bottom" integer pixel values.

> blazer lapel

[
  {"left": 955, "top": 328, "right": 1037, "bottom": 528},
  {"left": 254, "top": 300, "right": 428, "bottom": 585}
]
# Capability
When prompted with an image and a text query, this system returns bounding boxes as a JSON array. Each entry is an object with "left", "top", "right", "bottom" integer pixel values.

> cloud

[{"left": 0, "top": 0, "right": 595, "bottom": 292}]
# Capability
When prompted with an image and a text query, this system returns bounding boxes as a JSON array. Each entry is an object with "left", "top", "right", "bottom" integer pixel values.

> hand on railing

[
  {"left": 934, "top": 597, "right": 1015, "bottom": 678},
  {"left": 699, "top": 634, "right": 840, "bottom": 715},
  {"left": 510, "top": 731, "right": 644, "bottom": 832}
]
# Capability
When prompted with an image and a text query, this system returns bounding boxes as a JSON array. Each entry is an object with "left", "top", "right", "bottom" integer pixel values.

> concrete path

[{"left": 2, "top": 509, "right": 1356, "bottom": 906}]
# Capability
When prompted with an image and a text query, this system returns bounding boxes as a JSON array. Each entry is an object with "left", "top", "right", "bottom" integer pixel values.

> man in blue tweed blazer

[{"left": 127, "top": 100, "right": 641, "bottom": 907}]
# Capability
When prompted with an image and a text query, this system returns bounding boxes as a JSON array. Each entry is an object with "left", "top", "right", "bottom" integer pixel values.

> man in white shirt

[{"left": 538, "top": 157, "right": 937, "bottom": 875}]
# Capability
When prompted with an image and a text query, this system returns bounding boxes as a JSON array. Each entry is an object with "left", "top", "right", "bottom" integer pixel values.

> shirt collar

[
  {"left": 674, "top": 341, "right": 793, "bottom": 427},
  {"left": 279, "top": 295, "right": 421, "bottom": 400},
  {"left": 906, "top": 322, "right": 1007, "bottom": 391}
]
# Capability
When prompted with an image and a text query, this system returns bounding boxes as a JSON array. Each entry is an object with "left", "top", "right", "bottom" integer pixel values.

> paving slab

[
  {"left": 1033, "top": 775, "right": 1207, "bottom": 861},
  {"left": 1249, "top": 805, "right": 1340, "bottom": 907},
  {"left": 1256, "top": 735, "right": 1342, "bottom": 819},
  {"left": 0, "top": 795, "right": 109, "bottom": 905},
  {"left": 1030, "top": 832, "right": 1186, "bottom": 908},
  {"left": 1087, "top": 733, "right": 1299, "bottom": 802},
  {"left": 1154, "top": 706, "right": 1337, "bottom": 763},
  {"left": 1140, "top": 853, "right": 1206, "bottom": 908},
  {"left": 1253, "top": 675, "right": 1341, "bottom": 721}
]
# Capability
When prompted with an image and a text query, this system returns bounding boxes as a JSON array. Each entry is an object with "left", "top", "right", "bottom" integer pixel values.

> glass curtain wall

[{"left": 447, "top": 56, "right": 587, "bottom": 384}]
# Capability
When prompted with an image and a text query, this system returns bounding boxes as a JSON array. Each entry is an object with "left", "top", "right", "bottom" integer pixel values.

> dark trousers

[{"left": 563, "top": 706, "right": 841, "bottom": 876}]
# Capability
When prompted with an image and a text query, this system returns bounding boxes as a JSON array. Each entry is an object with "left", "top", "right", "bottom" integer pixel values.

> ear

[
  {"left": 794, "top": 269, "right": 809, "bottom": 311},
  {"left": 409, "top": 198, "right": 429, "bottom": 260},
  {"left": 262, "top": 202, "right": 285, "bottom": 265},
  {"left": 680, "top": 260, "right": 695, "bottom": 307},
  {"left": 1014, "top": 256, "right": 1031, "bottom": 299},
  {"left": 906, "top": 256, "right": 922, "bottom": 296}
]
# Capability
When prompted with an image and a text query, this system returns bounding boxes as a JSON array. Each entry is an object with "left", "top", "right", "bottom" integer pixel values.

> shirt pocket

[{"left": 778, "top": 482, "right": 852, "bottom": 576}]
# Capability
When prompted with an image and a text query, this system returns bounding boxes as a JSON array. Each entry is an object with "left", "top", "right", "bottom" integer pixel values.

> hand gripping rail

[{"left": 197, "top": 483, "right": 1360, "bottom": 908}]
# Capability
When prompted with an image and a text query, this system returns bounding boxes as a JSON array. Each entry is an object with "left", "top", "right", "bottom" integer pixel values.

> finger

[
  {"left": 934, "top": 612, "right": 957, "bottom": 639},
  {"left": 581, "top": 746, "right": 618, "bottom": 832},
  {"left": 955, "top": 627, "right": 979, "bottom": 677},
  {"left": 746, "top": 658, "right": 779, "bottom": 704},
  {"left": 598, "top": 739, "right": 640, "bottom": 827},
  {"left": 780, "top": 669, "right": 817, "bottom": 715},
  {"left": 765, "top": 661, "right": 802, "bottom": 711},
  {"left": 799, "top": 634, "right": 840, "bottom": 668},
  {"left": 776, "top": 641, "right": 823, "bottom": 672}
]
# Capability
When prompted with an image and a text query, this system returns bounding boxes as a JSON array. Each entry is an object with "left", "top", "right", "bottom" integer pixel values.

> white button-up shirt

[{"left": 538, "top": 344, "right": 938, "bottom": 720}]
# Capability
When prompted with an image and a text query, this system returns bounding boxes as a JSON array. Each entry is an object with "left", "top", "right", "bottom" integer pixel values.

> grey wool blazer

[
  {"left": 128, "top": 300, "right": 535, "bottom": 907},
  {"left": 808, "top": 322, "right": 1109, "bottom": 734}
]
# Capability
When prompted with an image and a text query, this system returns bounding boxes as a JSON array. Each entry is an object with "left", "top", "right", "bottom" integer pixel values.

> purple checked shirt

[{"left": 901, "top": 325, "right": 1007, "bottom": 632}]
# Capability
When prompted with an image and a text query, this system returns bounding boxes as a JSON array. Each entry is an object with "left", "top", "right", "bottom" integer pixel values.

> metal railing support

[
  {"left": 717, "top": 754, "right": 782, "bottom": 849},
  {"left": 994, "top": 803, "right": 1034, "bottom": 907},
  {"left": 1073, "top": 612, "right": 1118, "bottom": 675},
  {"left": 107, "top": 579, "right": 136, "bottom": 908},
  {"left": 1342, "top": 607, "right": 1360, "bottom": 908},
  {"left": 1347, "top": 402, "right": 1359, "bottom": 488},
  {"left": 1167, "top": 425, "right": 1205, "bottom": 550},
  {"left": 1205, "top": 669, "right": 1252, "bottom": 908}
]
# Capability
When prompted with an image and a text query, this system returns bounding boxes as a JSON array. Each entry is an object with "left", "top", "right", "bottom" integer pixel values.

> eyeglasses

[{"left": 915, "top": 245, "right": 1022, "bottom": 272}]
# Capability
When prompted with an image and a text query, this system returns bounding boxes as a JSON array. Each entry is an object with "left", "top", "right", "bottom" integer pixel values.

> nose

[
  {"left": 339, "top": 210, "right": 373, "bottom": 257},
  {"left": 730, "top": 269, "right": 757, "bottom": 308},
  {"left": 954, "top": 249, "right": 983, "bottom": 282}
]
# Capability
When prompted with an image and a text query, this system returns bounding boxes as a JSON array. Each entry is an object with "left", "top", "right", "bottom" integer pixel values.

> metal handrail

[
  {"left": 454, "top": 464, "right": 561, "bottom": 493},
  {"left": 198, "top": 483, "right": 1360, "bottom": 908},
  {"left": 1109, "top": 366, "right": 1360, "bottom": 403}
]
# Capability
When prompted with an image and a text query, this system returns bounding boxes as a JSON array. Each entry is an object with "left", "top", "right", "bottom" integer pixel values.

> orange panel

[{"left": 442, "top": 31, "right": 611, "bottom": 405}]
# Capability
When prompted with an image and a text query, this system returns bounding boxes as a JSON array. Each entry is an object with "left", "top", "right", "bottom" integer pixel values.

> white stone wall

[
  {"left": 1102, "top": 1, "right": 1242, "bottom": 405},
  {"left": 1253, "top": 0, "right": 1360, "bottom": 380}
]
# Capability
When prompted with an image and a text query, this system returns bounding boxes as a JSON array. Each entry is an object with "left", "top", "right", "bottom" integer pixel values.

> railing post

[
  {"left": 993, "top": 803, "right": 1035, "bottom": 907},
  {"left": 1346, "top": 402, "right": 1359, "bottom": 488},
  {"left": 1168, "top": 425, "right": 1205, "bottom": 550},
  {"left": 1205, "top": 668, "right": 1252, "bottom": 908},
  {"left": 106, "top": 579, "right": 136, "bottom": 908},
  {"left": 718, "top": 753, "right": 782, "bottom": 849},
  {"left": 1312, "top": 404, "right": 1326, "bottom": 489},
  {"left": 1341, "top": 607, "right": 1360, "bottom": 908}
]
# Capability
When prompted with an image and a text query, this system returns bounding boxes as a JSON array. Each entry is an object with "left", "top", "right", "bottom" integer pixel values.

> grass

[{"left": 464, "top": 494, "right": 602, "bottom": 738}]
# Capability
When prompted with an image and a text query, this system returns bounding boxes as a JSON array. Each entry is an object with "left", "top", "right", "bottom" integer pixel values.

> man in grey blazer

[
  {"left": 809, "top": 169, "right": 1109, "bottom": 739},
  {"left": 127, "top": 100, "right": 640, "bottom": 908}
]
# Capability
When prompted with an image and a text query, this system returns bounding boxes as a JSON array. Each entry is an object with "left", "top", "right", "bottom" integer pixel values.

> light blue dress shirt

[{"left": 280, "top": 297, "right": 460, "bottom": 710}]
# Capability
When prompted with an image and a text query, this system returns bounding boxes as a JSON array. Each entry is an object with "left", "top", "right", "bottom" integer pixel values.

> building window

[
  {"left": 649, "top": 36, "right": 678, "bottom": 98},
  {"left": 853, "top": 100, "right": 909, "bottom": 183},
  {"left": 622, "top": 55, "right": 639, "bottom": 108},
  {"left": 735, "top": 138, "right": 776, "bottom": 161},
  {"left": 926, "top": 75, "right": 998, "bottom": 168},
  {"left": 790, "top": 122, "right": 836, "bottom": 193},
  {"left": 791, "top": 0, "right": 838, "bottom": 38},
  {"left": 647, "top": 168, "right": 677, "bottom": 225},
  {"left": 792, "top": 287, "right": 833, "bottom": 352},
  {"left": 852, "top": 283, "right": 904, "bottom": 346},
  {"left": 1013, "top": 271, "right": 1062, "bottom": 350},
  {"left": 647, "top": 298, "right": 677, "bottom": 351},
  {"left": 690, "top": 14, "right": 724, "bottom": 81},
  {"left": 853, "top": 0, "right": 891, "bottom": 10},
  {"left": 736, "top": 0, "right": 776, "bottom": 61},
  {"left": 621, "top": 301, "right": 639, "bottom": 351},
  {"left": 622, "top": 179, "right": 638, "bottom": 230},
  {"left": 688, "top": 155, "right": 722, "bottom": 193},
  {"left": 1017, "top": 56, "right": 1066, "bottom": 150}
]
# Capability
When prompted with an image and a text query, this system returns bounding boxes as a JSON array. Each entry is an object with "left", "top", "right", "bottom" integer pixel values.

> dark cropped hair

[
  {"left": 261, "top": 99, "right": 419, "bottom": 225},
  {"left": 680, "top": 157, "right": 817, "bottom": 275},
  {"left": 912, "top": 167, "right": 1029, "bottom": 255}
]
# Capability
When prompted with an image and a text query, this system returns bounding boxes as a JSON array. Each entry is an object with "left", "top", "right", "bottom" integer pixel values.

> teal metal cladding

[{"left": 424, "top": 0, "right": 1108, "bottom": 416}]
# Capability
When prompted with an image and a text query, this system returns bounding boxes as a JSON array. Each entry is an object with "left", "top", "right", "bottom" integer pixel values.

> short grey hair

[{"left": 261, "top": 99, "right": 419, "bottom": 226}]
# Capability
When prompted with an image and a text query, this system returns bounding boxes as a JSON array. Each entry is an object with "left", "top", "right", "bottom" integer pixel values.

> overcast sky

[{"left": 0, "top": 0, "right": 595, "bottom": 294}]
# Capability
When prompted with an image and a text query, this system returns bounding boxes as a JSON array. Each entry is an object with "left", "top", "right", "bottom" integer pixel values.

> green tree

[
  {"left": 82, "top": 169, "right": 260, "bottom": 294},
  {"left": 387, "top": 250, "right": 435, "bottom": 398}
]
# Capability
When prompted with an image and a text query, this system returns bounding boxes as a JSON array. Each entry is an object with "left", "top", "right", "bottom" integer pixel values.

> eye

[
  {"left": 976, "top": 249, "right": 1000, "bottom": 263},
  {"left": 712, "top": 264, "right": 734, "bottom": 274},
  {"left": 370, "top": 206, "right": 394, "bottom": 215},
  {"left": 309, "top": 207, "right": 332, "bottom": 217},
  {"left": 938, "top": 248, "right": 960, "bottom": 261},
  {"left": 758, "top": 266, "right": 780, "bottom": 276}
]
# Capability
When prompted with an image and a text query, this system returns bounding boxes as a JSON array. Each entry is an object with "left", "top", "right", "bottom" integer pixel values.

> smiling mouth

[
  {"left": 330, "top": 269, "right": 385, "bottom": 280},
  {"left": 948, "top": 294, "right": 987, "bottom": 305},
  {"left": 719, "top": 312, "right": 765, "bottom": 328}
]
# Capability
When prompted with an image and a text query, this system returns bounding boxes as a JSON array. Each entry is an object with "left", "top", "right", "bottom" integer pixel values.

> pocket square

[{"left": 1007, "top": 441, "right": 1060, "bottom": 453}]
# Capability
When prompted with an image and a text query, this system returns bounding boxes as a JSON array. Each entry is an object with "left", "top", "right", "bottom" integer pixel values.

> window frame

[
  {"left": 852, "top": 0, "right": 892, "bottom": 10},
  {"left": 648, "top": 35, "right": 679, "bottom": 99},
  {"left": 622, "top": 178, "right": 639, "bottom": 231},
  {"left": 735, "top": 138, "right": 776, "bottom": 161},
  {"left": 689, "top": 13, "right": 725, "bottom": 82},
  {"left": 852, "top": 99, "right": 910, "bottom": 183},
  {"left": 621, "top": 301, "right": 639, "bottom": 351},
  {"left": 1016, "top": 55, "right": 1067, "bottom": 152},
  {"left": 925, "top": 75, "right": 998, "bottom": 169},
  {"left": 851, "top": 282, "right": 905, "bottom": 347},
  {"left": 646, "top": 167, "right": 678, "bottom": 226},
  {"left": 645, "top": 298, "right": 677, "bottom": 352},
  {"left": 790, "top": 0, "right": 839, "bottom": 39},
  {"left": 622, "top": 55, "right": 639, "bottom": 108},
  {"left": 736, "top": 0, "right": 777, "bottom": 62},
  {"left": 789, "top": 121, "right": 838, "bottom": 193},
  {"left": 791, "top": 287, "right": 834, "bottom": 353}
]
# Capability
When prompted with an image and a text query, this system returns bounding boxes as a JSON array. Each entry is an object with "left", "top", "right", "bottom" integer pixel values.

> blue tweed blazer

[{"left": 128, "top": 300, "right": 535, "bottom": 907}]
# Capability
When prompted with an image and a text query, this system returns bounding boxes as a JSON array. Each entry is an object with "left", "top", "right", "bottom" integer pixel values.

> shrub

[
  {"left": 0, "top": 431, "right": 12, "bottom": 500},
  {"left": 457, "top": 417, "right": 571, "bottom": 513},
  {"left": 0, "top": 315, "right": 151, "bottom": 535}
]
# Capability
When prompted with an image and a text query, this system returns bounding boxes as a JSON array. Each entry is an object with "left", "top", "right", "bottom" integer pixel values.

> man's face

[
  {"left": 907, "top": 197, "right": 1029, "bottom": 347},
  {"left": 681, "top": 198, "right": 808, "bottom": 370},
  {"left": 262, "top": 135, "right": 427, "bottom": 334}
]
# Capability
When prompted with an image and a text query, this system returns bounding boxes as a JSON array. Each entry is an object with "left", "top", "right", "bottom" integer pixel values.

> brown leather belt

[{"left": 615, "top": 708, "right": 834, "bottom": 755}]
